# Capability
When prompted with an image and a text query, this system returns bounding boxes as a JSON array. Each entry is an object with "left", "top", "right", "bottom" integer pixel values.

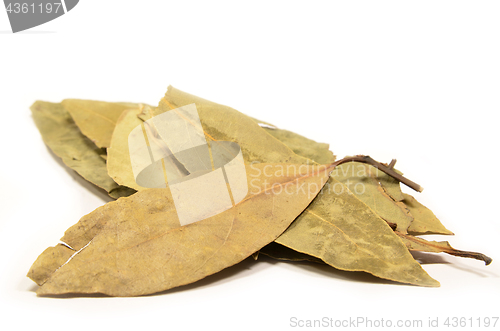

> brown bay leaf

[
  {"left": 397, "top": 232, "right": 492, "bottom": 265},
  {"left": 61, "top": 99, "right": 148, "bottom": 148},
  {"left": 30, "top": 101, "right": 135, "bottom": 199},
  {"left": 28, "top": 244, "right": 75, "bottom": 286},
  {"left": 29, "top": 163, "right": 331, "bottom": 296}
]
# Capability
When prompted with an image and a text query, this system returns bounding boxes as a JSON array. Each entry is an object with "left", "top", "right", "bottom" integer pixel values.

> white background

[{"left": 1, "top": 1, "right": 499, "bottom": 330}]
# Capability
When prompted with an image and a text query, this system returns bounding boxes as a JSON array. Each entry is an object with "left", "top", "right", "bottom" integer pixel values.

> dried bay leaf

[
  {"left": 259, "top": 242, "right": 323, "bottom": 263},
  {"left": 108, "top": 185, "right": 138, "bottom": 199},
  {"left": 261, "top": 127, "right": 335, "bottom": 165},
  {"left": 29, "top": 163, "right": 331, "bottom": 296},
  {"left": 159, "top": 88, "right": 335, "bottom": 165},
  {"left": 107, "top": 107, "right": 150, "bottom": 191},
  {"left": 378, "top": 170, "right": 405, "bottom": 202},
  {"left": 249, "top": 117, "right": 336, "bottom": 165},
  {"left": 151, "top": 87, "right": 442, "bottom": 286},
  {"left": 367, "top": 167, "right": 452, "bottom": 235},
  {"left": 28, "top": 244, "right": 75, "bottom": 285},
  {"left": 275, "top": 176, "right": 440, "bottom": 287},
  {"left": 30, "top": 101, "right": 135, "bottom": 199},
  {"left": 403, "top": 194, "right": 454, "bottom": 235},
  {"left": 397, "top": 232, "right": 492, "bottom": 265},
  {"left": 261, "top": 126, "right": 452, "bottom": 237},
  {"left": 252, "top": 121, "right": 408, "bottom": 226},
  {"left": 61, "top": 99, "right": 148, "bottom": 148},
  {"left": 340, "top": 163, "right": 451, "bottom": 235},
  {"left": 332, "top": 162, "right": 413, "bottom": 233},
  {"left": 136, "top": 104, "right": 156, "bottom": 122},
  {"left": 108, "top": 86, "right": 313, "bottom": 190},
  {"left": 156, "top": 86, "right": 313, "bottom": 165},
  {"left": 255, "top": 125, "right": 463, "bottom": 280},
  {"left": 31, "top": 88, "right": 469, "bottom": 291},
  {"left": 251, "top": 121, "right": 415, "bottom": 235},
  {"left": 374, "top": 169, "right": 453, "bottom": 234},
  {"left": 107, "top": 107, "right": 190, "bottom": 191},
  {"left": 329, "top": 161, "right": 451, "bottom": 236}
]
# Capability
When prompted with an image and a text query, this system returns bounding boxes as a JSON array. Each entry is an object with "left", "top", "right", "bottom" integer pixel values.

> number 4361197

[
  {"left": 6, "top": 2, "right": 62, "bottom": 14},
  {"left": 444, "top": 317, "right": 499, "bottom": 328}
]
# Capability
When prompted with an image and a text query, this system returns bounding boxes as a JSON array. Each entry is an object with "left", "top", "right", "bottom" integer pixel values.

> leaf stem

[
  {"left": 396, "top": 232, "right": 493, "bottom": 265},
  {"left": 330, "top": 155, "right": 424, "bottom": 193}
]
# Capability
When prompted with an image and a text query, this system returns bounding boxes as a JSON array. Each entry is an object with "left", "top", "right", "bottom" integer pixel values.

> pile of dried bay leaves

[{"left": 28, "top": 86, "right": 491, "bottom": 297}]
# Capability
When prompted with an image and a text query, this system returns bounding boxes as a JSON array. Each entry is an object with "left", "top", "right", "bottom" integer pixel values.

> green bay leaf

[
  {"left": 332, "top": 162, "right": 413, "bottom": 233},
  {"left": 404, "top": 194, "right": 454, "bottom": 235},
  {"left": 31, "top": 101, "right": 135, "bottom": 199}
]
